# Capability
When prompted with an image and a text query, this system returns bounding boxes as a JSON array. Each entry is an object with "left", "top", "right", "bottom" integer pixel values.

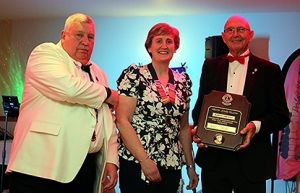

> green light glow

[{"left": 0, "top": 45, "right": 25, "bottom": 106}]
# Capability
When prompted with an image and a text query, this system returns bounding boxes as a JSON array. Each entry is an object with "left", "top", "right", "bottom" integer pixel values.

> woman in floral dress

[{"left": 116, "top": 23, "right": 198, "bottom": 193}]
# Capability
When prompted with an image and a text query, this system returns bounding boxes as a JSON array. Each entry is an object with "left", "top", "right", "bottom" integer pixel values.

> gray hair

[{"left": 63, "top": 13, "right": 95, "bottom": 31}]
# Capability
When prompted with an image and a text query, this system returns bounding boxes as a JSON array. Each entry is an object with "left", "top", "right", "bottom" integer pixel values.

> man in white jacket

[{"left": 7, "top": 13, "right": 119, "bottom": 193}]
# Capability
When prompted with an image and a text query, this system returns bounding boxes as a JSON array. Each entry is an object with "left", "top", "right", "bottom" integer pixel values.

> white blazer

[{"left": 7, "top": 42, "right": 118, "bottom": 192}]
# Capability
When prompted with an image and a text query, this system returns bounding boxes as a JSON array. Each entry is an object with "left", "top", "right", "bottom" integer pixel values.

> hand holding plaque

[{"left": 196, "top": 90, "right": 251, "bottom": 151}]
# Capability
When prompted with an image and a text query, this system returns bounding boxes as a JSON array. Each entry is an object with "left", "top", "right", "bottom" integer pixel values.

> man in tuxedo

[
  {"left": 7, "top": 13, "right": 119, "bottom": 193},
  {"left": 192, "top": 15, "right": 290, "bottom": 193}
]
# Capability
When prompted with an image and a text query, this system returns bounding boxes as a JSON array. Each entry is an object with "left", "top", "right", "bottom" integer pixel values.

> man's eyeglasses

[{"left": 224, "top": 27, "right": 250, "bottom": 34}]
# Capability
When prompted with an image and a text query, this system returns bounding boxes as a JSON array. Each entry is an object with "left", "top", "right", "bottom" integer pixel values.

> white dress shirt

[
  {"left": 73, "top": 60, "right": 104, "bottom": 153},
  {"left": 226, "top": 50, "right": 261, "bottom": 133}
]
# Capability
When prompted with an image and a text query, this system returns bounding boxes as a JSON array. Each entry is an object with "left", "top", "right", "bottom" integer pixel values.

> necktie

[
  {"left": 81, "top": 63, "right": 97, "bottom": 141},
  {"left": 227, "top": 54, "right": 249, "bottom": 64},
  {"left": 81, "top": 64, "right": 93, "bottom": 81}
]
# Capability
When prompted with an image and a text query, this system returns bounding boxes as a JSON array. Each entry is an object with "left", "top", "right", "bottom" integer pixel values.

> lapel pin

[{"left": 252, "top": 68, "right": 258, "bottom": 74}]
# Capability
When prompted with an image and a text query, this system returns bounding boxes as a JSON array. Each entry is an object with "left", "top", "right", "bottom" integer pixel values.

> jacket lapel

[
  {"left": 218, "top": 56, "right": 229, "bottom": 92},
  {"left": 243, "top": 54, "right": 259, "bottom": 97}
]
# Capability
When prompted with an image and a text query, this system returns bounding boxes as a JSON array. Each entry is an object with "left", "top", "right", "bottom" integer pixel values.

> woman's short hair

[{"left": 145, "top": 23, "right": 180, "bottom": 57}]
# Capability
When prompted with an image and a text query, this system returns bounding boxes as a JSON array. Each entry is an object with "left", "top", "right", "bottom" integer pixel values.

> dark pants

[
  {"left": 9, "top": 153, "right": 97, "bottom": 193},
  {"left": 119, "top": 157, "right": 181, "bottom": 193},
  {"left": 201, "top": 154, "right": 266, "bottom": 193}
]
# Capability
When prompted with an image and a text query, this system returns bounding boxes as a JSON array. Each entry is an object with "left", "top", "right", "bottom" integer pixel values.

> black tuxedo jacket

[{"left": 192, "top": 53, "right": 290, "bottom": 181}]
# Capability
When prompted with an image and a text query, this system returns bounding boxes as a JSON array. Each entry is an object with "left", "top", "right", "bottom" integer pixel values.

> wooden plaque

[{"left": 196, "top": 90, "right": 251, "bottom": 151}]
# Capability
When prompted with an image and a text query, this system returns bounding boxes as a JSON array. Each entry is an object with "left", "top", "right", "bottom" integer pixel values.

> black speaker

[{"left": 205, "top": 35, "right": 229, "bottom": 59}]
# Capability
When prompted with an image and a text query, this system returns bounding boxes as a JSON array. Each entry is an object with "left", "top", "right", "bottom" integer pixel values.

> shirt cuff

[{"left": 252, "top": 120, "right": 261, "bottom": 133}]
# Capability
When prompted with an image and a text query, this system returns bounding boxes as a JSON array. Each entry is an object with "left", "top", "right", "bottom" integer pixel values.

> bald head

[{"left": 224, "top": 15, "right": 251, "bottom": 31}]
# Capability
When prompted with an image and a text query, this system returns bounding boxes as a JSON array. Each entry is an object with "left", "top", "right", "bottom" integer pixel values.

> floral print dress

[{"left": 117, "top": 63, "right": 192, "bottom": 170}]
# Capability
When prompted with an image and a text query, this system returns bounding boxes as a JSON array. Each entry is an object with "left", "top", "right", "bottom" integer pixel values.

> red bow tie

[{"left": 227, "top": 54, "right": 249, "bottom": 64}]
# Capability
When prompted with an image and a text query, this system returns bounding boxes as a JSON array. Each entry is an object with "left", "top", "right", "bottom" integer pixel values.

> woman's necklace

[{"left": 148, "top": 63, "right": 176, "bottom": 105}]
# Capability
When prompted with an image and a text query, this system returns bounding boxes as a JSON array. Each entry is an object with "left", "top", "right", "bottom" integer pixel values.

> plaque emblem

[
  {"left": 222, "top": 93, "right": 233, "bottom": 106},
  {"left": 214, "top": 133, "right": 224, "bottom": 145}
]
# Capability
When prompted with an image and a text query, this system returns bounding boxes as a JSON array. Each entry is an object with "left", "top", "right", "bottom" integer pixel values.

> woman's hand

[
  {"left": 140, "top": 158, "right": 162, "bottom": 182},
  {"left": 186, "top": 166, "right": 199, "bottom": 190}
]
